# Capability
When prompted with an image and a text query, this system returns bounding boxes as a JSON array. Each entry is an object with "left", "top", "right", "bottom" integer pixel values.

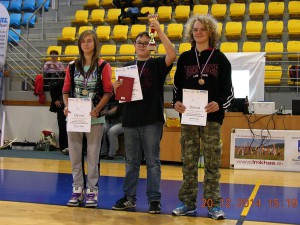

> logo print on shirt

[{"left": 184, "top": 64, "right": 219, "bottom": 79}]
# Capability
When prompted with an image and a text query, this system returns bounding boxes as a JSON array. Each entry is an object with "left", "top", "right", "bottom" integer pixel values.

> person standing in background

[
  {"left": 62, "top": 30, "right": 112, "bottom": 208},
  {"left": 43, "top": 50, "right": 65, "bottom": 91},
  {"left": 49, "top": 75, "right": 68, "bottom": 155},
  {"left": 172, "top": 14, "right": 234, "bottom": 220}
]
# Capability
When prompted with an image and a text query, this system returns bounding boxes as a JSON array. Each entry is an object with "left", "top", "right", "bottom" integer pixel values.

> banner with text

[
  {"left": 230, "top": 129, "right": 300, "bottom": 172},
  {"left": 0, "top": 3, "right": 10, "bottom": 72}
]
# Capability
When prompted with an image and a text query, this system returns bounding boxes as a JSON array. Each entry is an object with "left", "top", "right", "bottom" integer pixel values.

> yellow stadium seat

[
  {"left": 167, "top": 23, "right": 183, "bottom": 40},
  {"left": 128, "top": 24, "right": 146, "bottom": 40},
  {"left": 217, "top": 22, "right": 223, "bottom": 36},
  {"left": 157, "top": 43, "right": 175, "bottom": 56},
  {"left": 266, "top": 21, "right": 283, "bottom": 39},
  {"left": 268, "top": 2, "right": 284, "bottom": 19},
  {"left": 77, "top": 26, "right": 93, "bottom": 38},
  {"left": 157, "top": 6, "right": 172, "bottom": 22},
  {"left": 153, "top": 24, "right": 165, "bottom": 41},
  {"left": 44, "top": 46, "right": 62, "bottom": 61},
  {"left": 211, "top": 4, "right": 227, "bottom": 20},
  {"left": 88, "top": 9, "right": 105, "bottom": 25},
  {"left": 288, "top": 1, "right": 300, "bottom": 18},
  {"left": 110, "top": 25, "right": 128, "bottom": 41},
  {"left": 288, "top": 20, "right": 300, "bottom": 38},
  {"left": 178, "top": 43, "right": 191, "bottom": 55},
  {"left": 193, "top": 5, "right": 208, "bottom": 15},
  {"left": 287, "top": 41, "right": 300, "bottom": 60},
  {"left": 83, "top": 0, "right": 100, "bottom": 9},
  {"left": 225, "top": 22, "right": 242, "bottom": 40},
  {"left": 71, "top": 10, "right": 89, "bottom": 26},
  {"left": 229, "top": 3, "right": 245, "bottom": 20},
  {"left": 174, "top": 5, "right": 190, "bottom": 22},
  {"left": 166, "top": 66, "right": 176, "bottom": 85},
  {"left": 242, "top": 42, "right": 261, "bottom": 52},
  {"left": 245, "top": 21, "right": 263, "bottom": 39},
  {"left": 100, "top": 0, "right": 114, "bottom": 8},
  {"left": 220, "top": 42, "right": 238, "bottom": 53},
  {"left": 138, "top": 7, "right": 155, "bottom": 22},
  {"left": 105, "top": 8, "right": 122, "bottom": 24},
  {"left": 100, "top": 44, "right": 116, "bottom": 62},
  {"left": 264, "top": 65, "right": 282, "bottom": 85},
  {"left": 265, "top": 42, "right": 283, "bottom": 61},
  {"left": 288, "top": 65, "right": 300, "bottom": 85},
  {"left": 57, "top": 27, "right": 76, "bottom": 42},
  {"left": 96, "top": 25, "right": 111, "bottom": 42},
  {"left": 249, "top": 2, "right": 265, "bottom": 19},
  {"left": 111, "top": 67, "right": 117, "bottom": 82},
  {"left": 116, "top": 44, "right": 135, "bottom": 62},
  {"left": 62, "top": 45, "right": 79, "bottom": 62}
]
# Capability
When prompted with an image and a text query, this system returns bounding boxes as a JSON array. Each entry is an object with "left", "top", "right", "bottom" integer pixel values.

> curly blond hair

[{"left": 185, "top": 14, "right": 219, "bottom": 48}]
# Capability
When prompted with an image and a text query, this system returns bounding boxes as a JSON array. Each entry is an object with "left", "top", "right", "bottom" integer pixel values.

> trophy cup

[{"left": 147, "top": 14, "right": 159, "bottom": 51}]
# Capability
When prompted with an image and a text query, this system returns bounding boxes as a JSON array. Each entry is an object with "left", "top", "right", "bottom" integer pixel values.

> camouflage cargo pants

[{"left": 178, "top": 122, "right": 222, "bottom": 208}]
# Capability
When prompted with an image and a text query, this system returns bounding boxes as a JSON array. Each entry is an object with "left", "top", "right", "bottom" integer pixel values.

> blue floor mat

[{"left": 0, "top": 169, "right": 299, "bottom": 224}]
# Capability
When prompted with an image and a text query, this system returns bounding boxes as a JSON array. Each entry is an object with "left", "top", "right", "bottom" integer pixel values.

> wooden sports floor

[{"left": 0, "top": 157, "right": 299, "bottom": 225}]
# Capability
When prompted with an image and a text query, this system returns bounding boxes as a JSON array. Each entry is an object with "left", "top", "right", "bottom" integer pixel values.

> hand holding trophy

[{"left": 147, "top": 14, "right": 159, "bottom": 51}]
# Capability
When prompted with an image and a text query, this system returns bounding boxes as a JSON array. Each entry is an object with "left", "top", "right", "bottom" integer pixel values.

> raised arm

[{"left": 150, "top": 20, "right": 176, "bottom": 67}]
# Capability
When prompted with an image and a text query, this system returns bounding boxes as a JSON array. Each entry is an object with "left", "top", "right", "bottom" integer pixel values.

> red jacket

[{"left": 34, "top": 74, "right": 45, "bottom": 104}]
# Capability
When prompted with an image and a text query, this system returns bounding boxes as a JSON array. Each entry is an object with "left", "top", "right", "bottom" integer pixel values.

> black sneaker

[
  {"left": 112, "top": 197, "right": 136, "bottom": 210},
  {"left": 149, "top": 201, "right": 161, "bottom": 214}
]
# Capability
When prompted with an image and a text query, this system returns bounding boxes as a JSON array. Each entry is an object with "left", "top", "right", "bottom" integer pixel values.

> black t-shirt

[{"left": 122, "top": 56, "right": 172, "bottom": 127}]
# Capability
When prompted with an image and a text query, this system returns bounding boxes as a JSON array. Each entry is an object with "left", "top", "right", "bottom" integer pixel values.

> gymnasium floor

[{"left": 0, "top": 151, "right": 299, "bottom": 225}]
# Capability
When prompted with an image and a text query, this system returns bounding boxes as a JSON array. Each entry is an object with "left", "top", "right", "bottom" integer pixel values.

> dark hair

[
  {"left": 50, "top": 50, "right": 59, "bottom": 55},
  {"left": 135, "top": 31, "right": 150, "bottom": 41}
]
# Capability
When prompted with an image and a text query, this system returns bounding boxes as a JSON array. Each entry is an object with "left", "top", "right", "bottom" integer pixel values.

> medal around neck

[
  {"left": 198, "top": 78, "right": 205, "bottom": 85},
  {"left": 82, "top": 89, "right": 88, "bottom": 95}
]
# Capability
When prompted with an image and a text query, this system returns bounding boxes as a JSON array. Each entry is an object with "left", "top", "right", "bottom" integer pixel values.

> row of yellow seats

[
  {"left": 73, "top": 4, "right": 208, "bottom": 25},
  {"left": 82, "top": 1, "right": 300, "bottom": 24},
  {"left": 220, "top": 41, "right": 300, "bottom": 61},
  {"left": 45, "top": 42, "right": 190, "bottom": 63},
  {"left": 222, "top": 20, "right": 300, "bottom": 40},
  {"left": 83, "top": 0, "right": 142, "bottom": 9},
  {"left": 57, "top": 18, "right": 300, "bottom": 44},
  {"left": 57, "top": 23, "right": 184, "bottom": 43},
  {"left": 206, "top": 1, "right": 300, "bottom": 21},
  {"left": 46, "top": 41, "right": 300, "bottom": 63}
]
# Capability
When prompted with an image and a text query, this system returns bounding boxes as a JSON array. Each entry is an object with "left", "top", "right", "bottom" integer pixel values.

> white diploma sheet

[
  {"left": 181, "top": 89, "right": 208, "bottom": 126},
  {"left": 67, "top": 98, "right": 92, "bottom": 132},
  {"left": 115, "top": 65, "right": 143, "bottom": 101}
]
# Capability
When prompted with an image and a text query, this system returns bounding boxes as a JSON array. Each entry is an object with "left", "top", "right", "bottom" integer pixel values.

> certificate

[
  {"left": 181, "top": 89, "right": 208, "bottom": 126},
  {"left": 115, "top": 65, "right": 143, "bottom": 102},
  {"left": 67, "top": 98, "right": 92, "bottom": 132}
]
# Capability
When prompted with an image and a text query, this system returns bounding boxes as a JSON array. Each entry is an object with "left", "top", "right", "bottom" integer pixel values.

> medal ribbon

[{"left": 195, "top": 48, "right": 215, "bottom": 82}]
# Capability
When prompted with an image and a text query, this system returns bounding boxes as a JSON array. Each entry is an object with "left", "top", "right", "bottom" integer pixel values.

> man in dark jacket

[{"left": 49, "top": 78, "right": 68, "bottom": 155}]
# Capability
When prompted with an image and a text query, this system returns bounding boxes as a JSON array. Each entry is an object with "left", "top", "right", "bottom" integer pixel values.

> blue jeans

[{"left": 123, "top": 123, "right": 163, "bottom": 203}]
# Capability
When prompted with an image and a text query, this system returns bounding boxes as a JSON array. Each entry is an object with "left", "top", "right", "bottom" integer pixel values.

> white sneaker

[
  {"left": 85, "top": 188, "right": 98, "bottom": 208},
  {"left": 67, "top": 187, "right": 84, "bottom": 207}
]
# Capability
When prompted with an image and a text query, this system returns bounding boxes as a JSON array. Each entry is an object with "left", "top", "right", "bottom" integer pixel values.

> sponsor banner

[
  {"left": 230, "top": 129, "right": 300, "bottom": 172},
  {"left": 0, "top": 3, "right": 9, "bottom": 71}
]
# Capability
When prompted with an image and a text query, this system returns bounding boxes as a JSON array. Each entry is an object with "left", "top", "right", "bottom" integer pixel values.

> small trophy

[{"left": 147, "top": 14, "right": 159, "bottom": 51}]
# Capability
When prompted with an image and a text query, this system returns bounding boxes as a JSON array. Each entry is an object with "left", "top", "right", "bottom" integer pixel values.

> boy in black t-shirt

[{"left": 112, "top": 21, "right": 176, "bottom": 214}]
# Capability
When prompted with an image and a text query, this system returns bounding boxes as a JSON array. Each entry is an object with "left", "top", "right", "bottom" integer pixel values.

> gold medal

[
  {"left": 198, "top": 78, "right": 205, "bottom": 85},
  {"left": 82, "top": 89, "right": 88, "bottom": 95}
]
